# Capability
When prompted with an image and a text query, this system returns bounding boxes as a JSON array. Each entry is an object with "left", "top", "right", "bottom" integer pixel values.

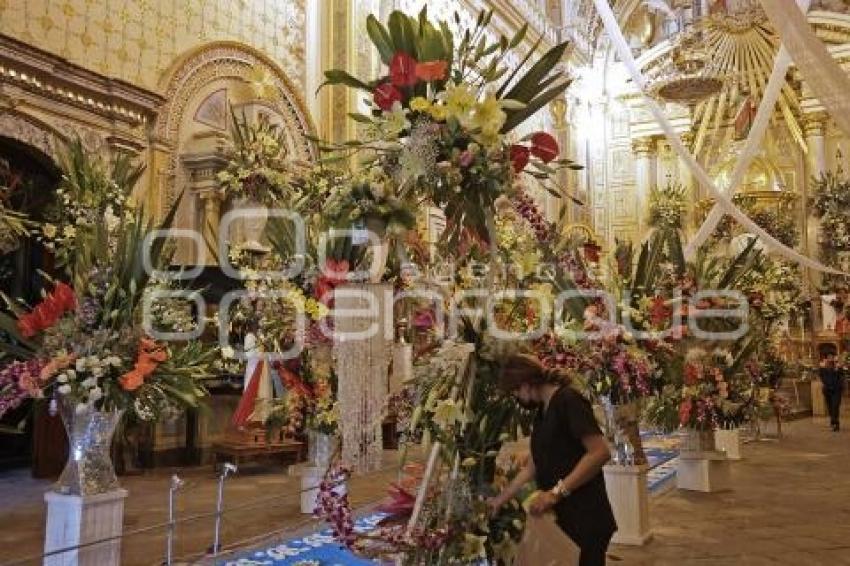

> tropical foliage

[{"left": 320, "top": 7, "right": 579, "bottom": 249}]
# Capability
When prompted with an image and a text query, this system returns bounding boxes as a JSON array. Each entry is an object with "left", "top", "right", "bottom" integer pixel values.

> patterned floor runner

[{"left": 222, "top": 432, "right": 681, "bottom": 565}]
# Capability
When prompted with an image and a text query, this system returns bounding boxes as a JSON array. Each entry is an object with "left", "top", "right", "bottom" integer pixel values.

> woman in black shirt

[{"left": 489, "top": 354, "right": 617, "bottom": 566}]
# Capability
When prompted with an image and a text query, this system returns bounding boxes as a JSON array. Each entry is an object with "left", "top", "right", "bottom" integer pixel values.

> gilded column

[
  {"left": 319, "top": 0, "right": 358, "bottom": 145},
  {"left": 549, "top": 96, "right": 569, "bottom": 223},
  {"left": 803, "top": 112, "right": 829, "bottom": 289},
  {"left": 197, "top": 190, "right": 223, "bottom": 265},
  {"left": 632, "top": 136, "right": 657, "bottom": 239},
  {"left": 680, "top": 131, "right": 696, "bottom": 235},
  {"left": 804, "top": 112, "right": 828, "bottom": 177}
]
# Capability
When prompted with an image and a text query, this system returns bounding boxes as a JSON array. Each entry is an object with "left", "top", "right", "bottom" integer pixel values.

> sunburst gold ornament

[{"left": 246, "top": 65, "right": 279, "bottom": 101}]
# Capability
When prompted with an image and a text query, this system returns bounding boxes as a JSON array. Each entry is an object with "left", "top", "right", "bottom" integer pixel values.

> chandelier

[{"left": 646, "top": 27, "right": 724, "bottom": 106}]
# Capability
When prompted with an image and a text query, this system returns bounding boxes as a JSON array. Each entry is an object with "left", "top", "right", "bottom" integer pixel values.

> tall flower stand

[
  {"left": 44, "top": 402, "right": 126, "bottom": 565},
  {"left": 714, "top": 428, "right": 742, "bottom": 460},
  {"left": 603, "top": 464, "right": 652, "bottom": 545},
  {"left": 676, "top": 429, "right": 731, "bottom": 493},
  {"left": 334, "top": 283, "right": 393, "bottom": 474},
  {"left": 44, "top": 489, "right": 128, "bottom": 566},
  {"left": 811, "top": 380, "right": 826, "bottom": 417}
]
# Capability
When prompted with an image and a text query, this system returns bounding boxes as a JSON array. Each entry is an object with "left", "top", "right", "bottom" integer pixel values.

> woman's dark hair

[{"left": 499, "top": 354, "right": 569, "bottom": 392}]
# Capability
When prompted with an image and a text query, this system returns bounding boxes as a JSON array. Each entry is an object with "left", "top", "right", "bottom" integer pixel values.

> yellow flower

[
  {"left": 441, "top": 82, "right": 476, "bottom": 121},
  {"left": 461, "top": 534, "right": 487, "bottom": 560},
  {"left": 432, "top": 398, "right": 463, "bottom": 430},
  {"left": 42, "top": 223, "right": 57, "bottom": 238},
  {"left": 410, "top": 96, "right": 432, "bottom": 113},
  {"left": 471, "top": 94, "right": 506, "bottom": 139},
  {"left": 428, "top": 104, "right": 448, "bottom": 121}
]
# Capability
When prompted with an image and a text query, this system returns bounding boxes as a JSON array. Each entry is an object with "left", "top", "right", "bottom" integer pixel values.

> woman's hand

[{"left": 528, "top": 490, "right": 559, "bottom": 516}]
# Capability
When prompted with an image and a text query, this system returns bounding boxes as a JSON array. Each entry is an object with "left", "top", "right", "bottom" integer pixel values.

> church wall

[{"left": 0, "top": 0, "right": 306, "bottom": 94}]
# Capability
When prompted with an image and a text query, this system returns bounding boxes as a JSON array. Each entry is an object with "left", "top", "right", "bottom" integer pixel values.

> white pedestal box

[
  {"left": 811, "top": 380, "right": 826, "bottom": 417},
  {"left": 603, "top": 464, "right": 652, "bottom": 546},
  {"left": 714, "top": 428, "right": 742, "bottom": 460},
  {"left": 44, "top": 489, "right": 127, "bottom": 566},
  {"left": 676, "top": 451, "right": 731, "bottom": 493}
]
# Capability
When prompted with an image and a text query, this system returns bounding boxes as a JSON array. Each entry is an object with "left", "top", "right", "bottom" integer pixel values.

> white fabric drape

[
  {"left": 684, "top": 44, "right": 796, "bottom": 256},
  {"left": 589, "top": 0, "right": 845, "bottom": 275},
  {"left": 761, "top": 0, "right": 850, "bottom": 140}
]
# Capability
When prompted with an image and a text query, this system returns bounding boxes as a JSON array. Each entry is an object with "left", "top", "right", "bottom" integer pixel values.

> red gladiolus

[
  {"left": 52, "top": 282, "right": 77, "bottom": 311},
  {"left": 679, "top": 400, "right": 692, "bottom": 426},
  {"left": 415, "top": 60, "right": 448, "bottom": 82},
  {"left": 684, "top": 362, "right": 700, "bottom": 385},
  {"left": 389, "top": 52, "right": 419, "bottom": 87},
  {"left": 374, "top": 82, "right": 403, "bottom": 111},
  {"left": 649, "top": 296, "right": 672, "bottom": 327},
  {"left": 510, "top": 144, "right": 530, "bottom": 173},
  {"left": 17, "top": 315, "right": 39, "bottom": 338},
  {"left": 530, "top": 132, "right": 559, "bottom": 163},
  {"left": 315, "top": 259, "right": 350, "bottom": 305}
]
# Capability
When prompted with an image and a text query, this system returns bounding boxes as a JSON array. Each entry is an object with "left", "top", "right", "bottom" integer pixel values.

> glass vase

[{"left": 55, "top": 399, "right": 124, "bottom": 496}]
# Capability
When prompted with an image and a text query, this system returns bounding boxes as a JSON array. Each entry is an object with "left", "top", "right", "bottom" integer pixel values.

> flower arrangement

[
  {"left": 811, "top": 171, "right": 850, "bottom": 288},
  {"left": 320, "top": 7, "right": 579, "bottom": 248},
  {"left": 217, "top": 110, "right": 302, "bottom": 206},
  {"left": 648, "top": 183, "right": 688, "bottom": 231},
  {"left": 0, "top": 140, "right": 213, "bottom": 422},
  {"left": 0, "top": 158, "right": 33, "bottom": 254}
]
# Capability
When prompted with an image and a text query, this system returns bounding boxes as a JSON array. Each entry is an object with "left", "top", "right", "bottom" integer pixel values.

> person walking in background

[
  {"left": 489, "top": 354, "right": 616, "bottom": 566},
  {"left": 819, "top": 352, "right": 845, "bottom": 432}
]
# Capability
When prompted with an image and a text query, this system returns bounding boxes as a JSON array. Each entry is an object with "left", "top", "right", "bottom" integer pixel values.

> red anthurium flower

[
  {"left": 415, "top": 60, "right": 448, "bottom": 82},
  {"left": 389, "top": 52, "right": 419, "bottom": 87},
  {"left": 530, "top": 132, "right": 559, "bottom": 163},
  {"left": 509, "top": 144, "right": 530, "bottom": 173},
  {"left": 373, "top": 82, "right": 403, "bottom": 111}
]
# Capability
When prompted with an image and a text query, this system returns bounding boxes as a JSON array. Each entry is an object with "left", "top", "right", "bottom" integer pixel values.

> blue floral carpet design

[{"left": 224, "top": 432, "right": 680, "bottom": 565}]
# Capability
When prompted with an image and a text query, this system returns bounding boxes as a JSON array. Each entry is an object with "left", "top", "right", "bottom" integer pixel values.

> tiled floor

[{"left": 1, "top": 416, "right": 849, "bottom": 565}]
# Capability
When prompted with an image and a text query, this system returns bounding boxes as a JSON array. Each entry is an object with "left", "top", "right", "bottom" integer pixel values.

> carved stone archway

[
  {"left": 154, "top": 42, "right": 317, "bottom": 217},
  {"left": 0, "top": 111, "right": 65, "bottom": 164}
]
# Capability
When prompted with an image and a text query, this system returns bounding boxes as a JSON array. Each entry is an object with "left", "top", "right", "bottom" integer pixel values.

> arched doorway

[{"left": 0, "top": 134, "right": 65, "bottom": 476}]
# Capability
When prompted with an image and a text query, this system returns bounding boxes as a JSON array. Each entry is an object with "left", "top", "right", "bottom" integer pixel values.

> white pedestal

[
  {"left": 603, "top": 464, "right": 652, "bottom": 546},
  {"left": 714, "top": 428, "right": 742, "bottom": 460},
  {"left": 676, "top": 451, "right": 731, "bottom": 493},
  {"left": 44, "top": 489, "right": 127, "bottom": 566},
  {"left": 812, "top": 380, "right": 826, "bottom": 417}
]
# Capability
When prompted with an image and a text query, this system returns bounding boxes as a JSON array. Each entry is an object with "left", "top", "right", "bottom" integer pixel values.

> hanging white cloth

[
  {"left": 589, "top": 0, "right": 846, "bottom": 275},
  {"left": 761, "top": 0, "right": 850, "bottom": 141}
]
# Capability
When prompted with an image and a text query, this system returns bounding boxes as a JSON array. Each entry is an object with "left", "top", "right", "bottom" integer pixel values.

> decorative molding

[
  {"left": 155, "top": 42, "right": 317, "bottom": 215},
  {"left": 631, "top": 137, "right": 657, "bottom": 157},
  {"left": 803, "top": 112, "right": 830, "bottom": 138},
  {"left": 0, "top": 111, "right": 62, "bottom": 161},
  {"left": 0, "top": 33, "right": 164, "bottom": 128}
]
